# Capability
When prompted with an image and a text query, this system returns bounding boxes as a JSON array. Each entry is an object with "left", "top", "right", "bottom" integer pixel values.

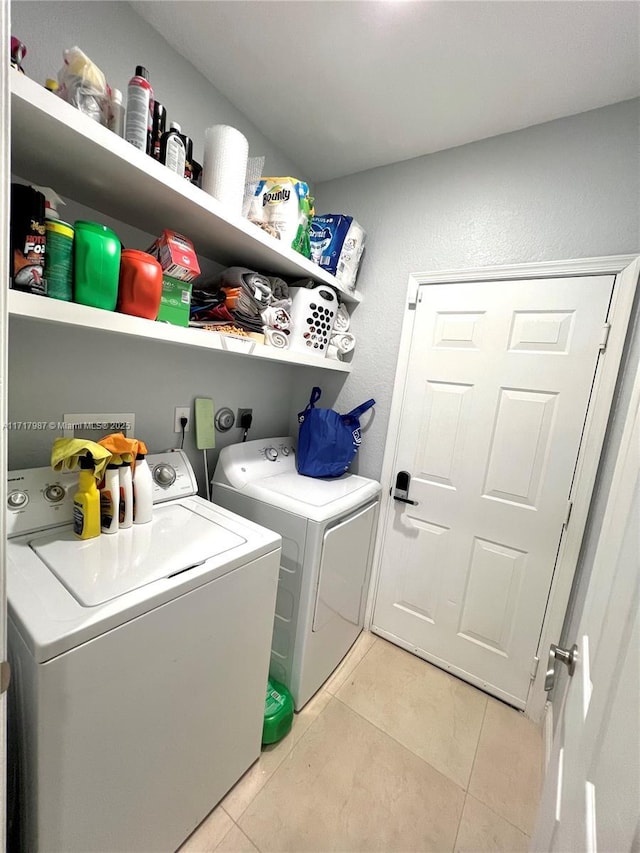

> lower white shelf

[{"left": 7, "top": 291, "right": 352, "bottom": 373}]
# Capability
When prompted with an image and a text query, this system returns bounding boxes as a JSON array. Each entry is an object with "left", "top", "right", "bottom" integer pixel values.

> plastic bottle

[
  {"left": 117, "top": 249, "right": 163, "bottom": 319},
  {"left": 100, "top": 463, "right": 120, "bottom": 534},
  {"left": 10, "top": 184, "right": 46, "bottom": 295},
  {"left": 180, "top": 132, "right": 193, "bottom": 181},
  {"left": 160, "top": 122, "right": 186, "bottom": 176},
  {"left": 125, "top": 66, "right": 153, "bottom": 153},
  {"left": 118, "top": 462, "right": 134, "bottom": 529},
  {"left": 44, "top": 219, "right": 74, "bottom": 301},
  {"left": 73, "top": 454, "right": 101, "bottom": 540},
  {"left": 108, "top": 87, "right": 125, "bottom": 138},
  {"left": 133, "top": 453, "right": 153, "bottom": 524},
  {"left": 73, "top": 220, "right": 121, "bottom": 310},
  {"left": 150, "top": 101, "right": 166, "bottom": 160}
]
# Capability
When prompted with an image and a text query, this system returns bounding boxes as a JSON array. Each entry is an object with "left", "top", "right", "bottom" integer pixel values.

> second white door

[{"left": 372, "top": 275, "right": 614, "bottom": 707}]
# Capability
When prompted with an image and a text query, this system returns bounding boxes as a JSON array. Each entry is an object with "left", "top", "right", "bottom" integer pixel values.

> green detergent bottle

[
  {"left": 73, "top": 220, "right": 121, "bottom": 310},
  {"left": 262, "top": 678, "right": 294, "bottom": 745}
]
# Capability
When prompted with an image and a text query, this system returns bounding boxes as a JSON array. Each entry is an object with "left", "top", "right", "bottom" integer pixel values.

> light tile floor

[{"left": 179, "top": 633, "right": 543, "bottom": 853}]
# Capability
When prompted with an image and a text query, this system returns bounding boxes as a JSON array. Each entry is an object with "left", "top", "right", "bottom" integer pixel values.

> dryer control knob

[
  {"left": 265, "top": 447, "right": 278, "bottom": 462},
  {"left": 153, "top": 464, "right": 176, "bottom": 487}
]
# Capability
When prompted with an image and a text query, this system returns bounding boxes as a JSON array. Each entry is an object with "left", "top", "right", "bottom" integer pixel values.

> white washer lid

[{"left": 31, "top": 503, "right": 245, "bottom": 606}]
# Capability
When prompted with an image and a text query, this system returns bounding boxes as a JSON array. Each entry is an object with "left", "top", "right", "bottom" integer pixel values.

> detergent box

[
  {"left": 146, "top": 230, "right": 201, "bottom": 283},
  {"left": 156, "top": 274, "right": 192, "bottom": 327},
  {"left": 309, "top": 215, "right": 366, "bottom": 292}
]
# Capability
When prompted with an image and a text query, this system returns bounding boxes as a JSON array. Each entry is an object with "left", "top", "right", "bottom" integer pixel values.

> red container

[{"left": 117, "top": 249, "right": 163, "bottom": 319}]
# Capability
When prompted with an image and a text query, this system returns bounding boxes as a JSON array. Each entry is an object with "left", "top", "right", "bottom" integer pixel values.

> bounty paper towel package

[
  {"left": 309, "top": 215, "right": 366, "bottom": 292},
  {"left": 248, "top": 177, "right": 313, "bottom": 257}
]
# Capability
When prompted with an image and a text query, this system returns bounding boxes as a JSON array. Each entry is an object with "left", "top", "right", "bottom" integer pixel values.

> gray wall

[
  {"left": 7, "top": 317, "right": 302, "bottom": 494},
  {"left": 312, "top": 99, "right": 640, "bottom": 480}
]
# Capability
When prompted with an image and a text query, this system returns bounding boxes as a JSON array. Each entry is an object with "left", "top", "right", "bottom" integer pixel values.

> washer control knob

[
  {"left": 44, "top": 484, "right": 66, "bottom": 503},
  {"left": 8, "top": 491, "right": 28, "bottom": 510},
  {"left": 264, "top": 447, "right": 278, "bottom": 462},
  {"left": 281, "top": 445, "right": 290, "bottom": 457},
  {"left": 154, "top": 464, "right": 176, "bottom": 487}
]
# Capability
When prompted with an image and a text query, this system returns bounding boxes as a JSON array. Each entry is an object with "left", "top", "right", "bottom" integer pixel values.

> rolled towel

[
  {"left": 264, "top": 328, "right": 289, "bottom": 349},
  {"left": 51, "top": 438, "right": 111, "bottom": 483},
  {"left": 326, "top": 344, "right": 343, "bottom": 361},
  {"left": 330, "top": 331, "right": 356, "bottom": 354},
  {"left": 261, "top": 303, "right": 292, "bottom": 330},
  {"left": 333, "top": 303, "right": 351, "bottom": 334},
  {"left": 267, "top": 276, "right": 289, "bottom": 301}
]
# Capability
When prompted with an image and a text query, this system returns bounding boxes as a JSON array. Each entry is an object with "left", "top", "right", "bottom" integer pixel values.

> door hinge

[
  {"left": 598, "top": 322, "right": 611, "bottom": 352},
  {"left": 0, "top": 661, "right": 11, "bottom": 695},
  {"left": 530, "top": 655, "right": 540, "bottom": 680},
  {"left": 563, "top": 499, "right": 573, "bottom": 529}
]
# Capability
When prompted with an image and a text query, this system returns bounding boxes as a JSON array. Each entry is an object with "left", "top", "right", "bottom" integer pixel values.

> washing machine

[
  {"left": 6, "top": 450, "right": 281, "bottom": 853},
  {"left": 212, "top": 437, "right": 381, "bottom": 711}
]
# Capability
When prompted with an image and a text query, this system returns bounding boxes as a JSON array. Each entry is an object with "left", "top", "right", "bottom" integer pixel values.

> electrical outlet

[
  {"left": 237, "top": 408, "right": 253, "bottom": 425},
  {"left": 174, "top": 406, "right": 191, "bottom": 433}
]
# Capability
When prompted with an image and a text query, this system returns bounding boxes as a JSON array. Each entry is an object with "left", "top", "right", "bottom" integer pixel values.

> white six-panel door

[{"left": 372, "top": 276, "right": 614, "bottom": 707}]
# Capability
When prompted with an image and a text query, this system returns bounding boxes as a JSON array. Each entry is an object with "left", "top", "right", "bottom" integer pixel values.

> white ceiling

[{"left": 131, "top": 1, "right": 640, "bottom": 182}]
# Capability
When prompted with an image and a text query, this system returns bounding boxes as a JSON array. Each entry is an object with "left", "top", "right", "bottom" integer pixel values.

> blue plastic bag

[{"left": 296, "top": 387, "right": 375, "bottom": 478}]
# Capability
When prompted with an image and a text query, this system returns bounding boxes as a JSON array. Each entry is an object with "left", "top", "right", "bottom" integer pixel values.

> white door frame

[
  {"left": 1, "top": 0, "right": 11, "bottom": 845},
  {"left": 366, "top": 254, "right": 639, "bottom": 724}
]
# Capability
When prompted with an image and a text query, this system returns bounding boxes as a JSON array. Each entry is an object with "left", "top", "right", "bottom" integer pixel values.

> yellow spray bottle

[{"left": 73, "top": 453, "right": 101, "bottom": 540}]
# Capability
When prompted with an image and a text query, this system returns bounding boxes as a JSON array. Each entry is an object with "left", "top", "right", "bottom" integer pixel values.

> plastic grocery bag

[
  {"left": 296, "top": 387, "right": 375, "bottom": 478},
  {"left": 57, "top": 46, "right": 108, "bottom": 125}
]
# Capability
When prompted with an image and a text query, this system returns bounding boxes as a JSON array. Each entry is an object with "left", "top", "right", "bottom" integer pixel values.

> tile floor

[{"left": 179, "top": 632, "right": 544, "bottom": 853}]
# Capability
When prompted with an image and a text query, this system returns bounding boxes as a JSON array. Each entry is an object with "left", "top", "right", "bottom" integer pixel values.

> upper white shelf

[
  {"left": 8, "top": 291, "right": 352, "bottom": 373},
  {"left": 10, "top": 71, "right": 362, "bottom": 305}
]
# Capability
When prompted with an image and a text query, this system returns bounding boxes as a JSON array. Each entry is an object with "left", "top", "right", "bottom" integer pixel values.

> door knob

[
  {"left": 393, "top": 470, "right": 418, "bottom": 505},
  {"left": 544, "top": 642, "right": 578, "bottom": 691}
]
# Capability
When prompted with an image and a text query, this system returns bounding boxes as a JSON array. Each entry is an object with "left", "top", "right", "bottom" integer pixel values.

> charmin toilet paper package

[
  {"left": 247, "top": 178, "right": 314, "bottom": 258},
  {"left": 309, "top": 215, "right": 366, "bottom": 292}
]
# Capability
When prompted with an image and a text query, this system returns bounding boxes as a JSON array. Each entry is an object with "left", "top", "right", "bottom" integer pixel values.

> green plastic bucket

[{"left": 262, "top": 677, "right": 294, "bottom": 745}]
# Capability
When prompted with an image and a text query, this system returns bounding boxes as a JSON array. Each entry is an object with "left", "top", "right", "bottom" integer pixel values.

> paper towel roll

[
  {"left": 264, "top": 328, "right": 289, "bottom": 349},
  {"left": 202, "top": 125, "right": 249, "bottom": 217}
]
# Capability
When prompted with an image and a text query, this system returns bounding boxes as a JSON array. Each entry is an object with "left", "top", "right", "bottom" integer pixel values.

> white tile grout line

[
  {"left": 331, "top": 692, "right": 467, "bottom": 796},
  {"left": 466, "top": 696, "right": 490, "bottom": 791},
  {"left": 449, "top": 697, "right": 489, "bottom": 853},
  {"left": 218, "top": 820, "right": 261, "bottom": 853}
]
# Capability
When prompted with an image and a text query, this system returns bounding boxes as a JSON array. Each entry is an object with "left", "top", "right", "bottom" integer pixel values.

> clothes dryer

[
  {"left": 6, "top": 450, "right": 281, "bottom": 852},
  {"left": 212, "top": 437, "right": 380, "bottom": 711}
]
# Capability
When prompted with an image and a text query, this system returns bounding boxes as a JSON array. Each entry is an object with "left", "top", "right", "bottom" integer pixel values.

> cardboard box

[
  {"left": 156, "top": 275, "right": 192, "bottom": 327},
  {"left": 147, "top": 230, "right": 200, "bottom": 282}
]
